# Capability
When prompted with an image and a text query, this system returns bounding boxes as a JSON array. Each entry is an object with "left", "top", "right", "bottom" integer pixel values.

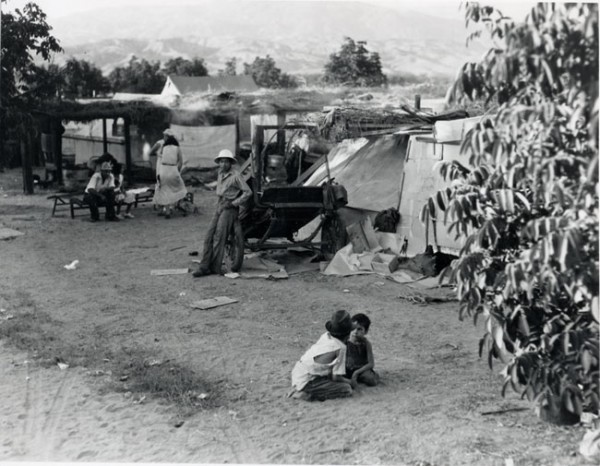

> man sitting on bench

[{"left": 84, "top": 162, "right": 119, "bottom": 222}]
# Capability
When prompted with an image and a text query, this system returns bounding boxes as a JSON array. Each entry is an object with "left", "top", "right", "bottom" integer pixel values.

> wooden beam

[
  {"left": 251, "top": 124, "right": 264, "bottom": 194},
  {"left": 276, "top": 111, "right": 286, "bottom": 155},
  {"left": 52, "top": 119, "right": 63, "bottom": 185},
  {"left": 102, "top": 118, "right": 108, "bottom": 153},
  {"left": 21, "top": 131, "right": 34, "bottom": 194},
  {"left": 234, "top": 110, "right": 241, "bottom": 157},
  {"left": 291, "top": 152, "right": 329, "bottom": 187},
  {"left": 124, "top": 118, "right": 132, "bottom": 183}
]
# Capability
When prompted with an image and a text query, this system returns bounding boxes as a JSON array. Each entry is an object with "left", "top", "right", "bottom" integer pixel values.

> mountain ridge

[{"left": 48, "top": 1, "right": 486, "bottom": 78}]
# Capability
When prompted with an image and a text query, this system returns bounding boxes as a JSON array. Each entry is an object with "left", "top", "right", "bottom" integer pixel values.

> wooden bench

[{"left": 48, "top": 188, "right": 157, "bottom": 219}]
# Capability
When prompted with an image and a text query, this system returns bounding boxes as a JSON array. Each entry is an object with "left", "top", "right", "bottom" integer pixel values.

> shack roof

[{"left": 164, "top": 75, "right": 260, "bottom": 95}]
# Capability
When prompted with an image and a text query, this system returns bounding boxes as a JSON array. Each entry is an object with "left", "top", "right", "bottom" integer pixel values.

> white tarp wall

[
  {"left": 170, "top": 124, "right": 236, "bottom": 169},
  {"left": 398, "top": 135, "right": 471, "bottom": 255},
  {"left": 62, "top": 119, "right": 145, "bottom": 167}
]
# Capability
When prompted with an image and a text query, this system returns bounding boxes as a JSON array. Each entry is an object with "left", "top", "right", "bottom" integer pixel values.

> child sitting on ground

[
  {"left": 289, "top": 310, "right": 358, "bottom": 401},
  {"left": 346, "top": 313, "right": 380, "bottom": 386}
]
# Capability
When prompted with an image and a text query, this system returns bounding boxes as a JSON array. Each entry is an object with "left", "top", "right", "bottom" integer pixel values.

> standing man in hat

[
  {"left": 288, "top": 310, "right": 358, "bottom": 401},
  {"left": 83, "top": 161, "right": 119, "bottom": 222},
  {"left": 193, "top": 149, "right": 251, "bottom": 277}
]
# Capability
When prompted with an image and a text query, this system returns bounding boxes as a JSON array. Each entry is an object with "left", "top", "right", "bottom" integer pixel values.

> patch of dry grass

[{"left": 0, "top": 290, "right": 224, "bottom": 416}]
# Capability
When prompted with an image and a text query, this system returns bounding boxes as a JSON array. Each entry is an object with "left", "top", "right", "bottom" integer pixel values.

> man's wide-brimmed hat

[
  {"left": 214, "top": 149, "right": 237, "bottom": 164},
  {"left": 325, "top": 310, "right": 354, "bottom": 338},
  {"left": 163, "top": 128, "right": 174, "bottom": 137},
  {"left": 100, "top": 162, "right": 113, "bottom": 171}
]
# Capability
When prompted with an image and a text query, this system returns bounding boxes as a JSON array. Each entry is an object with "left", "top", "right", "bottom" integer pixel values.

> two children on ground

[{"left": 289, "top": 310, "right": 379, "bottom": 402}]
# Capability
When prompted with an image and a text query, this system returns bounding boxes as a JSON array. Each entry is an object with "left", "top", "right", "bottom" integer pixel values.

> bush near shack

[{"left": 423, "top": 3, "right": 599, "bottom": 424}]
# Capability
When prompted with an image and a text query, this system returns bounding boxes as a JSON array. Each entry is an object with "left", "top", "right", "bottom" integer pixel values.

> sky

[{"left": 3, "top": 0, "right": 538, "bottom": 22}]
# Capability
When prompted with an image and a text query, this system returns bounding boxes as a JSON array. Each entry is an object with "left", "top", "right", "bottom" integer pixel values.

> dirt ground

[{"left": 0, "top": 170, "right": 590, "bottom": 465}]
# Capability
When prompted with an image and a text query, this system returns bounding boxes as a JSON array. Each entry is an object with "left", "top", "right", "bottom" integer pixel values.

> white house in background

[{"left": 161, "top": 75, "right": 259, "bottom": 97}]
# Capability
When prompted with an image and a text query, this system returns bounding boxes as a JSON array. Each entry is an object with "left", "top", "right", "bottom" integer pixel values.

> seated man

[{"left": 83, "top": 162, "right": 119, "bottom": 222}]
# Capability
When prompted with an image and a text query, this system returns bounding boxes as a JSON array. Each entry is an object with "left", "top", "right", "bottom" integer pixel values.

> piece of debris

[
  {"left": 64, "top": 260, "right": 79, "bottom": 270},
  {"left": 0, "top": 227, "right": 24, "bottom": 241},
  {"left": 190, "top": 296, "right": 238, "bottom": 310},
  {"left": 179, "top": 292, "right": 186, "bottom": 297},
  {"left": 147, "top": 359, "right": 162, "bottom": 367},
  {"left": 174, "top": 420, "right": 184, "bottom": 428},
  {"left": 119, "top": 375, "right": 129, "bottom": 382},
  {"left": 134, "top": 395, "right": 146, "bottom": 405},
  {"left": 480, "top": 407, "right": 529, "bottom": 416},
  {"left": 169, "top": 245, "right": 186, "bottom": 252},
  {"left": 343, "top": 289, "right": 350, "bottom": 293},
  {"left": 188, "top": 251, "right": 199, "bottom": 256},
  {"left": 57, "top": 362, "right": 69, "bottom": 370},
  {"left": 198, "top": 393, "right": 209, "bottom": 400},
  {"left": 224, "top": 272, "right": 240, "bottom": 279},
  {"left": 150, "top": 268, "right": 189, "bottom": 276}
]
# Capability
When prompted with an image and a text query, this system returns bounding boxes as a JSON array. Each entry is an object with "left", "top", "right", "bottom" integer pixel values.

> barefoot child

[
  {"left": 289, "top": 310, "right": 357, "bottom": 401},
  {"left": 346, "top": 313, "right": 380, "bottom": 386}
]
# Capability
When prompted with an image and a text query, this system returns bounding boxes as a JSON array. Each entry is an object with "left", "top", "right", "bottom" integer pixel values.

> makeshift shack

[{"left": 300, "top": 111, "right": 481, "bottom": 256}]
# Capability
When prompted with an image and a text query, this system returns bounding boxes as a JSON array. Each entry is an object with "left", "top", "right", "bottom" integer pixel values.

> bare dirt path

[{"left": 0, "top": 184, "right": 587, "bottom": 465}]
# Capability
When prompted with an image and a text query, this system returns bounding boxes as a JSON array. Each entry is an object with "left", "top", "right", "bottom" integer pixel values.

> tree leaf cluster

[
  {"left": 323, "top": 37, "right": 387, "bottom": 87},
  {"left": 425, "top": 3, "right": 599, "bottom": 421}
]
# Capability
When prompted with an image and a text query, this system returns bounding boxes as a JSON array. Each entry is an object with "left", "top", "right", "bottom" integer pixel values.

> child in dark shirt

[{"left": 346, "top": 313, "right": 380, "bottom": 386}]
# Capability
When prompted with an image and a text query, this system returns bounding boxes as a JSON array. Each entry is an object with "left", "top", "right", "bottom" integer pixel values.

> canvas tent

[{"left": 301, "top": 115, "right": 480, "bottom": 256}]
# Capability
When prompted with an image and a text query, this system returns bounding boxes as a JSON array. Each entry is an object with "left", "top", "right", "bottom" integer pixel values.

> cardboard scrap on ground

[
  {"left": 0, "top": 227, "right": 24, "bottom": 240},
  {"left": 322, "top": 243, "right": 374, "bottom": 276},
  {"left": 151, "top": 268, "right": 189, "bottom": 276},
  {"left": 190, "top": 296, "right": 238, "bottom": 310},
  {"left": 346, "top": 217, "right": 381, "bottom": 254},
  {"left": 239, "top": 254, "right": 289, "bottom": 280}
]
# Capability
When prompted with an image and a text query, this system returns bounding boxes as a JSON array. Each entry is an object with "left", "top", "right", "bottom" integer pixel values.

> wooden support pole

[
  {"left": 234, "top": 110, "right": 241, "bottom": 157},
  {"left": 414, "top": 94, "right": 421, "bottom": 110},
  {"left": 251, "top": 124, "right": 264, "bottom": 195},
  {"left": 276, "top": 111, "right": 286, "bottom": 155},
  {"left": 52, "top": 119, "right": 63, "bottom": 185},
  {"left": 21, "top": 130, "right": 34, "bottom": 194},
  {"left": 124, "top": 117, "right": 132, "bottom": 183},
  {"left": 102, "top": 118, "right": 108, "bottom": 153}
]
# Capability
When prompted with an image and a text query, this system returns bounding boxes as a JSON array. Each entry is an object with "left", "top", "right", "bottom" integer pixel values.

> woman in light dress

[{"left": 150, "top": 128, "right": 187, "bottom": 218}]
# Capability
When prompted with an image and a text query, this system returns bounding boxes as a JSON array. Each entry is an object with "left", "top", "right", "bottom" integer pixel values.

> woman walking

[{"left": 151, "top": 129, "right": 187, "bottom": 218}]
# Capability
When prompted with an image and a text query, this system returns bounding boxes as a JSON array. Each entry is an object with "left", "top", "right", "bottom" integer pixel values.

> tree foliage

[
  {"left": 108, "top": 56, "right": 165, "bottom": 94},
  {"left": 243, "top": 55, "right": 298, "bottom": 89},
  {"left": 62, "top": 58, "right": 110, "bottom": 98},
  {"left": 425, "top": 3, "right": 598, "bottom": 422},
  {"left": 219, "top": 57, "right": 238, "bottom": 77},
  {"left": 323, "top": 37, "right": 387, "bottom": 87},
  {"left": 0, "top": 0, "right": 62, "bottom": 105},
  {"left": 162, "top": 57, "right": 208, "bottom": 77}
]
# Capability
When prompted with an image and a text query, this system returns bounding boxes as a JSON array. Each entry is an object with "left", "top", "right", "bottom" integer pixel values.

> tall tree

[
  {"left": 22, "top": 63, "right": 64, "bottom": 101},
  {"left": 0, "top": 0, "right": 62, "bottom": 174},
  {"left": 323, "top": 37, "right": 387, "bottom": 87},
  {"left": 425, "top": 3, "right": 598, "bottom": 423},
  {"left": 218, "top": 57, "right": 238, "bottom": 77},
  {"left": 62, "top": 58, "right": 110, "bottom": 98},
  {"left": 0, "top": 0, "right": 62, "bottom": 104},
  {"left": 162, "top": 57, "right": 208, "bottom": 77},
  {"left": 108, "top": 56, "right": 164, "bottom": 94},
  {"left": 243, "top": 55, "right": 297, "bottom": 89}
]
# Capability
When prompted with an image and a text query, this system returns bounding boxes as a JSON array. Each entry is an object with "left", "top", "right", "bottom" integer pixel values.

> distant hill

[{"left": 49, "top": 1, "right": 486, "bottom": 78}]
